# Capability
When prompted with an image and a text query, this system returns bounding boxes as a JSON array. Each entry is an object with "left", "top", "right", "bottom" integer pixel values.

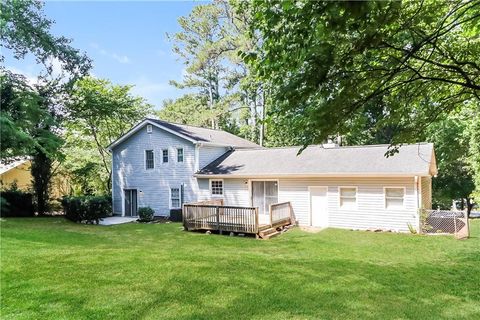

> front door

[
  {"left": 310, "top": 187, "right": 328, "bottom": 227},
  {"left": 124, "top": 189, "right": 138, "bottom": 216},
  {"left": 251, "top": 181, "right": 278, "bottom": 224}
]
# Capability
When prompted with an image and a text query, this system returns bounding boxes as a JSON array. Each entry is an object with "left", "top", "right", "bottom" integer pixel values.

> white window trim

[
  {"left": 146, "top": 124, "right": 153, "bottom": 133},
  {"left": 162, "top": 148, "right": 169, "bottom": 163},
  {"left": 210, "top": 179, "right": 224, "bottom": 198},
  {"left": 169, "top": 187, "right": 181, "bottom": 209},
  {"left": 384, "top": 186, "right": 406, "bottom": 210},
  {"left": 338, "top": 186, "right": 358, "bottom": 210},
  {"left": 144, "top": 149, "right": 155, "bottom": 170},
  {"left": 177, "top": 147, "right": 184, "bottom": 163}
]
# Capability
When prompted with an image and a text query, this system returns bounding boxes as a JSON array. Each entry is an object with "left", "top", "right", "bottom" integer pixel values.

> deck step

[
  {"left": 259, "top": 230, "right": 280, "bottom": 239},
  {"left": 258, "top": 227, "right": 279, "bottom": 239}
]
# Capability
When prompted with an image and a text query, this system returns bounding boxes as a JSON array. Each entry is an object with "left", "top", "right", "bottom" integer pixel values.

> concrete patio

[{"left": 99, "top": 216, "right": 137, "bottom": 226}]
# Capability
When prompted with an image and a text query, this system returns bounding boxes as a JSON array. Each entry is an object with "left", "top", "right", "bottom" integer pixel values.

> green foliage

[
  {"left": 61, "top": 195, "right": 112, "bottom": 224},
  {"left": 138, "top": 206, "right": 155, "bottom": 222},
  {"left": 157, "top": 94, "right": 212, "bottom": 127},
  {"left": 167, "top": 1, "right": 265, "bottom": 144},
  {"left": 0, "top": 73, "right": 62, "bottom": 159},
  {"left": 63, "top": 77, "right": 152, "bottom": 194},
  {"left": 0, "top": 189, "right": 34, "bottom": 217},
  {"left": 0, "top": 0, "right": 91, "bottom": 80},
  {"left": 427, "top": 110, "right": 476, "bottom": 213},
  {"left": 239, "top": 0, "right": 480, "bottom": 146}
]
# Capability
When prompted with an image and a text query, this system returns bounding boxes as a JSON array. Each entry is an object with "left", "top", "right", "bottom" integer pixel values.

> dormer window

[{"left": 146, "top": 124, "right": 152, "bottom": 133}]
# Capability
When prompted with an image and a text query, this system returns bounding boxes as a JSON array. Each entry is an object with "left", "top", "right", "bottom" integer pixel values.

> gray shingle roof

[
  {"left": 147, "top": 118, "right": 260, "bottom": 148},
  {"left": 196, "top": 143, "right": 436, "bottom": 177}
]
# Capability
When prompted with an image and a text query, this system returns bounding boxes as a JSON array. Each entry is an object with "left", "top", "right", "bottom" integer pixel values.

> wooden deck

[{"left": 183, "top": 200, "right": 294, "bottom": 239}]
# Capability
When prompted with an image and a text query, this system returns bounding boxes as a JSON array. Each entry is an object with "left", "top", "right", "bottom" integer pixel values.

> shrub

[
  {"left": 170, "top": 209, "right": 182, "bottom": 222},
  {"left": 0, "top": 190, "right": 35, "bottom": 217},
  {"left": 138, "top": 206, "right": 155, "bottom": 222},
  {"left": 61, "top": 195, "right": 112, "bottom": 224}
]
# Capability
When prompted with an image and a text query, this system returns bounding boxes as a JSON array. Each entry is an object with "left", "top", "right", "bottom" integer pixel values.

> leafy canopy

[{"left": 239, "top": 0, "right": 480, "bottom": 145}]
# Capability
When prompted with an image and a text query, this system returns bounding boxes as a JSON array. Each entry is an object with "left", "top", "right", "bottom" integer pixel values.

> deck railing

[
  {"left": 183, "top": 203, "right": 259, "bottom": 234},
  {"left": 269, "top": 202, "right": 293, "bottom": 227}
]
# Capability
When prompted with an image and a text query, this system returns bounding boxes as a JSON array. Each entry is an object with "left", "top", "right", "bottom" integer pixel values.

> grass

[{"left": 1, "top": 218, "right": 479, "bottom": 320}]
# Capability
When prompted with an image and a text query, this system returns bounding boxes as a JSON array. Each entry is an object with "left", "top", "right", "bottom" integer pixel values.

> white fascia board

[
  {"left": 194, "top": 172, "right": 430, "bottom": 179},
  {"left": 107, "top": 119, "right": 197, "bottom": 151}
]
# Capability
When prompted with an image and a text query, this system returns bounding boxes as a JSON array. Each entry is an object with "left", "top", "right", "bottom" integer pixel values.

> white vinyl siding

[
  {"left": 210, "top": 177, "right": 419, "bottom": 232},
  {"left": 198, "top": 146, "right": 229, "bottom": 169},
  {"left": 111, "top": 124, "right": 199, "bottom": 216}
]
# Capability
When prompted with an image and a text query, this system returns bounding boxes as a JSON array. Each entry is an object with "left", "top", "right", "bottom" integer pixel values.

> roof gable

[{"left": 107, "top": 118, "right": 260, "bottom": 150}]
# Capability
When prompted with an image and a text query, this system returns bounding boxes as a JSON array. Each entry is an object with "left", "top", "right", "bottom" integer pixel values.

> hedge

[
  {"left": 61, "top": 196, "right": 112, "bottom": 224},
  {"left": 0, "top": 190, "right": 35, "bottom": 217},
  {"left": 138, "top": 206, "right": 155, "bottom": 222}
]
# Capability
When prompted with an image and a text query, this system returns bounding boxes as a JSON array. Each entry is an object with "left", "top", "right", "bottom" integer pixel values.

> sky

[{"left": 4, "top": 1, "right": 208, "bottom": 109}]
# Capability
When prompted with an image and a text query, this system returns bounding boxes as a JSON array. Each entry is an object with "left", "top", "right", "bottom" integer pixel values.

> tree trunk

[
  {"left": 31, "top": 149, "right": 52, "bottom": 216},
  {"left": 466, "top": 197, "right": 474, "bottom": 218}
]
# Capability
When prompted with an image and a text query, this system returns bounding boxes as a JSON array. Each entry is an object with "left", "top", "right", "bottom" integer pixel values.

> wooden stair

[{"left": 258, "top": 227, "right": 281, "bottom": 239}]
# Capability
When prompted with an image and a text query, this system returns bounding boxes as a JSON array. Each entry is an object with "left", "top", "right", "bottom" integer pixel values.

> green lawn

[{"left": 1, "top": 218, "right": 479, "bottom": 320}]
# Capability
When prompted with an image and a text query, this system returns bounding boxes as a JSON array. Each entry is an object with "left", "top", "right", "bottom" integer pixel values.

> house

[
  {"left": 108, "top": 118, "right": 437, "bottom": 233},
  {"left": 0, "top": 158, "right": 70, "bottom": 199}
]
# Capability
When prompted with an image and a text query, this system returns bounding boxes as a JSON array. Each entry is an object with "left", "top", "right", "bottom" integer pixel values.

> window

[
  {"left": 339, "top": 187, "right": 357, "bottom": 208},
  {"left": 171, "top": 188, "right": 180, "bottom": 209},
  {"left": 210, "top": 180, "right": 223, "bottom": 196},
  {"left": 385, "top": 187, "right": 405, "bottom": 209},
  {"left": 162, "top": 149, "right": 169, "bottom": 163},
  {"left": 145, "top": 150, "right": 154, "bottom": 169},
  {"left": 146, "top": 124, "right": 152, "bottom": 133},
  {"left": 177, "top": 148, "right": 184, "bottom": 162}
]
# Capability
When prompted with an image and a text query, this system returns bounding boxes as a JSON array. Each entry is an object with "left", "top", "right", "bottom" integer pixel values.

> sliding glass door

[{"left": 251, "top": 181, "right": 278, "bottom": 216}]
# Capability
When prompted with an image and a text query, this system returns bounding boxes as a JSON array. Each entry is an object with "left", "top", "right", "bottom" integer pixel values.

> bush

[
  {"left": 170, "top": 209, "right": 182, "bottom": 222},
  {"left": 138, "top": 206, "right": 155, "bottom": 222},
  {"left": 0, "top": 190, "right": 35, "bottom": 217},
  {"left": 61, "top": 196, "right": 112, "bottom": 224}
]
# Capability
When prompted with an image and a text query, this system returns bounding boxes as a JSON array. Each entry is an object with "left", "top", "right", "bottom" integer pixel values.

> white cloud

[
  {"left": 6, "top": 66, "right": 39, "bottom": 86},
  {"left": 90, "top": 43, "right": 131, "bottom": 64},
  {"left": 129, "top": 76, "right": 177, "bottom": 108}
]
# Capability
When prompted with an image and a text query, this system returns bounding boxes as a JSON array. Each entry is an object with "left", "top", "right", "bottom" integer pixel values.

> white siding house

[{"left": 109, "top": 118, "right": 437, "bottom": 233}]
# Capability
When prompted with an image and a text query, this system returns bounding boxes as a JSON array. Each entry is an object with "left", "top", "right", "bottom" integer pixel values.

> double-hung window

[
  {"left": 177, "top": 148, "right": 184, "bottom": 162},
  {"left": 210, "top": 180, "right": 223, "bottom": 197},
  {"left": 385, "top": 187, "right": 405, "bottom": 209},
  {"left": 339, "top": 187, "right": 357, "bottom": 208},
  {"left": 170, "top": 188, "right": 180, "bottom": 209},
  {"left": 145, "top": 150, "right": 154, "bottom": 169},
  {"left": 162, "top": 149, "right": 169, "bottom": 163}
]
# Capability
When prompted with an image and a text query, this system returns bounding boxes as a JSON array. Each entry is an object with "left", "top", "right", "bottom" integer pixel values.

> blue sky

[{"left": 4, "top": 1, "right": 208, "bottom": 109}]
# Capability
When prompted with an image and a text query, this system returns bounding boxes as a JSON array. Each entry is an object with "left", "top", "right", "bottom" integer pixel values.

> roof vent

[{"left": 146, "top": 124, "right": 152, "bottom": 133}]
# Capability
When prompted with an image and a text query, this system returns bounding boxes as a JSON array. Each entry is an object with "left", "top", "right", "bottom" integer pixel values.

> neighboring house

[
  {"left": 109, "top": 118, "right": 437, "bottom": 232},
  {"left": 0, "top": 158, "right": 32, "bottom": 190},
  {"left": 0, "top": 158, "right": 70, "bottom": 199}
]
